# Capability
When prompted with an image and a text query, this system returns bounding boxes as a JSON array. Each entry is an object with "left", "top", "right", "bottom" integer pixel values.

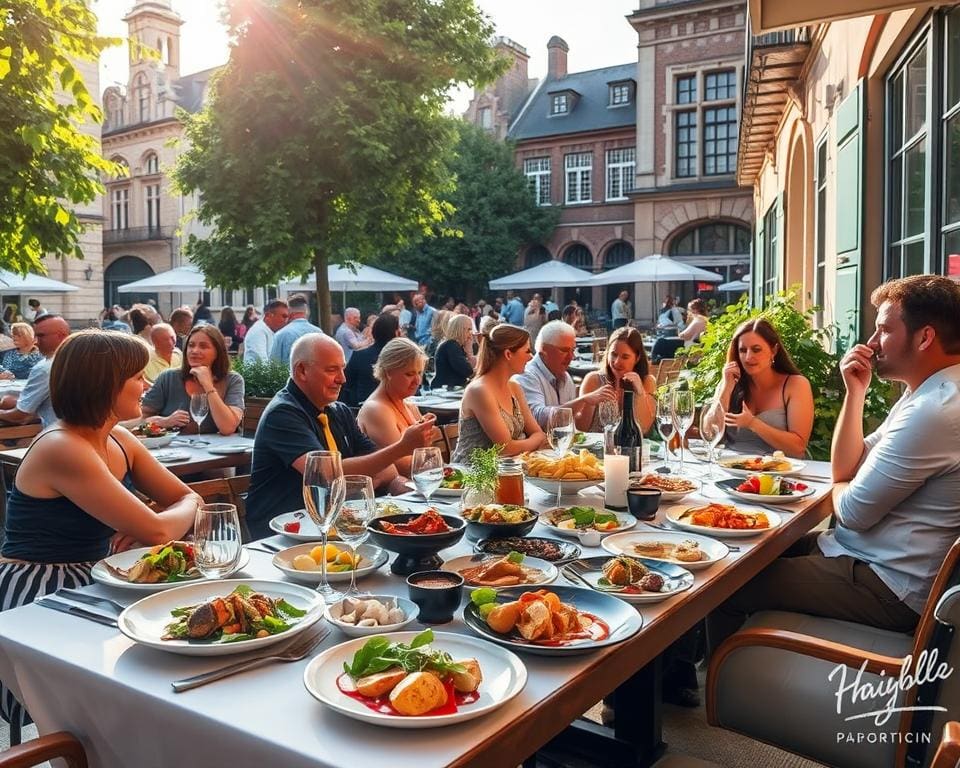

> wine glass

[
  {"left": 189, "top": 392, "right": 209, "bottom": 436},
  {"left": 193, "top": 503, "right": 242, "bottom": 579},
  {"left": 302, "top": 450, "right": 345, "bottom": 599},
  {"left": 423, "top": 358, "right": 437, "bottom": 395},
  {"left": 598, "top": 399, "right": 619, "bottom": 430},
  {"left": 699, "top": 402, "right": 726, "bottom": 478},
  {"left": 334, "top": 475, "right": 376, "bottom": 597},
  {"left": 547, "top": 407, "right": 575, "bottom": 507},
  {"left": 411, "top": 447, "right": 443, "bottom": 505},
  {"left": 656, "top": 395, "right": 676, "bottom": 469},
  {"left": 671, "top": 389, "right": 696, "bottom": 474}
]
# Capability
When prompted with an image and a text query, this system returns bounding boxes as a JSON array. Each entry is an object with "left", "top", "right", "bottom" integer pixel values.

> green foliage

[
  {"left": 375, "top": 121, "right": 560, "bottom": 298},
  {"left": 463, "top": 444, "right": 502, "bottom": 493},
  {"left": 682, "top": 288, "right": 894, "bottom": 460},
  {"left": 232, "top": 357, "right": 290, "bottom": 398},
  {"left": 0, "top": 1, "right": 123, "bottom": 273},
  {"left": 173, "top": 0, "right": 507, "bottom": 328}
]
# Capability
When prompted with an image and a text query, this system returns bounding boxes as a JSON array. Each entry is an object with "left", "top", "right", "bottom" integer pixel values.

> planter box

[{"left": 242, "top": 396, "right": 271, "bottom": 436}]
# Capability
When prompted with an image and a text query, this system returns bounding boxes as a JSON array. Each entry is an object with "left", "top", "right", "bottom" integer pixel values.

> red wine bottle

[{"left": 614, "top": 385, "right": 643, "bottom": 473}]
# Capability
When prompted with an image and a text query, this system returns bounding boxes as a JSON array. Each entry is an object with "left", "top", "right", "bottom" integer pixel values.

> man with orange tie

[{"left": 246, "top": 333, "right": 436, "bottom": 539}]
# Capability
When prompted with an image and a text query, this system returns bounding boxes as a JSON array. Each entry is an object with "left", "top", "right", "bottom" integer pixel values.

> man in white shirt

[
  {"left": 513, "top": 320, "right": 616, "bottom": 431},
  {"left": 242, "top": 299, "right": 289, "bottom": 364},
  {"left": 611, "top": 290, "right": 632, "bottom": 329},
  {"left": 334, "top": 307, "right": 372, "bottom": 363},
  {"left": 270, "top": 294, "right": 322, "bottom": 365},
  {"left": 709, "top": 275, "right": 960, "bottom": 648}
]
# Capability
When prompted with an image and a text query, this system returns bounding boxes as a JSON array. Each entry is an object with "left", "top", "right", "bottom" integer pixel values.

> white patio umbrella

[
  {"left": 116, "top": 265, "right": 209, "bottom": 293},
  {"left": 281, "top": 263, "right": 418, "bottom": 293},
  {"left": 0, "top": 269, "right": 79, "bottom": 293},
  {"left": 717, "top": 273, "right": 751, "bottom": 292},
  {"left": 488, "top": 260, "right": 594, "bottom": 291}
]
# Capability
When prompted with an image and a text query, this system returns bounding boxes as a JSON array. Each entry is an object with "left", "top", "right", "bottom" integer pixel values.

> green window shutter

[
  {"left": 753, "top": 220, "right": 765, "bottom": 307},
  {"left": 834, "top": 265, "right": 861, "bottom": 353},
  {"left": 775, "top": 191, "right": 786, "bottom": 292},
  {"left": 834, "top": 80, "right": 864, "bottom": 347}
]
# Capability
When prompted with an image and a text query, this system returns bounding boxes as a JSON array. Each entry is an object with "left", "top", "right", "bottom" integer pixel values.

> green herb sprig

[
  {"left": 463, "top": 445, "right": 503, "bottom": 494},
  {"left": 343, "top": 629, "right": 466, "bottom": 678}
]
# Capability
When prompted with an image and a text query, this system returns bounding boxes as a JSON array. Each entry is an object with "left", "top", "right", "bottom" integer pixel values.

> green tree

[
  {"left": 174, "top": 0, "right": 505, "bottom": 331},
  {"left": 376, "top": 120, "right": 560, "bottom": 300},
  {"left": 0, "top": 1, "right": 122, "bottom": 273}
]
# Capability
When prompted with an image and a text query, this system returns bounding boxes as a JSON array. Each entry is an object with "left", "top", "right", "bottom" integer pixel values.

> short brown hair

[
  {"left": 181, "top": 324, "right": 230, "bottom": 381},
  {"left": 871, "top": 275, "right": 960, "bottom": 354},
  {"left": 50, "top": 330, "right": 150, "bottom": 427}
]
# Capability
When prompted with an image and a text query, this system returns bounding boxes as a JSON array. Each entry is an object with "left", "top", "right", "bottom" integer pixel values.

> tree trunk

[{"left": 313, "top": 251, "right": 332, "bottom": 334}]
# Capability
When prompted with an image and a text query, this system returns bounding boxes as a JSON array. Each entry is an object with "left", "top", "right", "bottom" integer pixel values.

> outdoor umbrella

[
  {"left": 717, "top": 273, "right": 751, "bottom": 292},
  {"left": 0, "top": 269, "right": 79, "bottom": 293},
  {"left": 281, "top": 263, "right": 418, "bottom": 293},
  {"left": 488, "top": 260, "right": 594, "bottom": 291},
  {"left": 116, "top": 265, "right": 208, "bottom": 293}
]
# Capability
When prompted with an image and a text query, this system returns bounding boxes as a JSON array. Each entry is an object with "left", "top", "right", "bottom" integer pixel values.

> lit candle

[{"left": 604, "top": 454, "right": 629, "bottom": 510}]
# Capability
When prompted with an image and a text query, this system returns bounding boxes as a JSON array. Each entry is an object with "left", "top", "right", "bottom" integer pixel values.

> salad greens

[
  {"left": 144, "top": 543, "right": 195, "bottom": 583},
  {"left": 343, "top": 629, "right": 466, "bottom": 678}
]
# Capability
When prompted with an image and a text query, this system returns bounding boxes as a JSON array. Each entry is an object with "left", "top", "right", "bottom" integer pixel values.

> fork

[{"left": 171, "top": 626, "right": 330, "bottom": 692}]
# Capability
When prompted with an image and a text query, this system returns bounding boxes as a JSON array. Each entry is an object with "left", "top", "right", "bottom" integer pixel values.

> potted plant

[{"left": 232, "top": 358, "right": 290, "bottom": 434}]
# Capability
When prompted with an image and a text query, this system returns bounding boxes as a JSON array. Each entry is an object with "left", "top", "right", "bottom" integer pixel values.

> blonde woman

[
  {"left": 424, "top": 308, "right": 452, "bottom": 358},
  {"left": 358, "top": 338, "right": 441, "bottom": 477},
  {"left": 0, "top": 323, "right": 42, "bottom": 380},
  {"left": 434, "top": 314, "right": 476, "bottom": 389},
  {"left": 451, "top": 325, "right": 546, "bottom": 463}
]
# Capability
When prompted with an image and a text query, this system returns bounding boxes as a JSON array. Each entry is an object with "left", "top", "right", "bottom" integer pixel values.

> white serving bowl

[{"left": 325, "top": 595, "right": 419, "bottom": 637}]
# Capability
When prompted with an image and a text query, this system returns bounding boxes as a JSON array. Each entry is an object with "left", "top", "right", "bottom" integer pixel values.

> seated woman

[
  {"left": 579, "top": 326, "right": 657, "bottom": 433},
  {"left": 358, "top": 338, "right": 443, "bottom": 477},
  {"left": 657, "top": 296, "right": 685, "bottom": 334},
  {"left": 141, "top": 325, "right": 244, "bottom": 435},
  {"left": 679, "top": 298, "right": 708, "bottom": 347},
  {"left": 705, "top": 318, "right": 814, "bottom": 458},
  {"left": 451, "top": 325, "right": 546, "bottom": 463},
  {"left": 424, "top": 308, "right": 452, "bottom": 358},
  {"left": 0, "top": 330, "right": 201, "bottom": 733},
  {"left": 0, "top": 323, "right": 42, "bottom": 379},
  {"left": 433, "top": 314, "right": 476, "bottom": 389}
]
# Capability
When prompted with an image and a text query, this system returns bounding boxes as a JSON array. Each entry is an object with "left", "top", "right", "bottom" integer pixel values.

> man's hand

[
  {"left": 839, "top": 344, "right": 874, "bottom": 399},
  {"left": 398, "top": 413, "right": 438, "bottom": 452},
  {"left": 584, "top": 384, "right": 617, "bottom": 406},
  {"left": 724, "top": 401, "right": 756, "bottom": 430},
  {"left": 155, "top": 410, "right": 190, "bottom": 429}
]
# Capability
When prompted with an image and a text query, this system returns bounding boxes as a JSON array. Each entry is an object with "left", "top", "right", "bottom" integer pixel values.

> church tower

[{"left": 123, "top": 0, "right": 183, "bottom": 125}]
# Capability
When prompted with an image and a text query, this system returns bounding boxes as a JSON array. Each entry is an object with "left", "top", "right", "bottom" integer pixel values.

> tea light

[{"left": 604, "top": 454, "right": 629, "bottom": 509}]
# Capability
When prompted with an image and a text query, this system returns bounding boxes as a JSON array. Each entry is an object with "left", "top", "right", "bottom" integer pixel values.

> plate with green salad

[
  {"left": 92, "top": 542, "right": 250, "bottom": 592},
  {"left": 118, "top": 580, "right": 325, "bottom": 656}
]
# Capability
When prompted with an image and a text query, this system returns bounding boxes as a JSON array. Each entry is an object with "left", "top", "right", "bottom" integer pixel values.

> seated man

[
  {"left": 144, "top": 323, "right": 182, "bottom": 385},
  {"left": 246, "top": 333, "right": 436, "bottom": 539},
  {"left": 513, "top": 320, "right": 616, "bottom": 431},
  {"left": 708, "top": 275, "right": 960, "bottom": 649},
  {"left": 0, "top": 314, "right": 71, "bottom": 427}
]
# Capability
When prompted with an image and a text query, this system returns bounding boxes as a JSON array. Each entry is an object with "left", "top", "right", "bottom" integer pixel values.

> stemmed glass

[
  {"left": 671, "top": 389, "right": 696, "bottom": 474},
  {"left": 193, "top": 503, "right": 242, "bottom": 579},
  {"left": 302, "top": 450, "right": 345, "bottom": 599},
  {"left": 189, "top": 393, "right": 209, "bottom": 437},
  {"left": 699, "top": 402, "right": 726, "bottom": 478},
  {"left": 423, "top": 359, "right": 437, "bottom": 395},
  {"left": 656, "top": 395, "right": 676, "bottom": 469},
  {"left": 598, "top": 399, "right": 619, "bottom": 430},
  {"left": 411, "top": 447, "right": 443, "bottom": 505},
  {"left": 334, "top": 475, "right": 376, "bottom": 597},
  {"left": 547, "top": 407, "right": 574, "bottom": 507}
]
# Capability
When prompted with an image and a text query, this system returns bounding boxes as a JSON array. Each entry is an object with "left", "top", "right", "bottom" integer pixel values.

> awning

[
  {"left": 282, "top": 263, "right": 418, "bottom": 293},
  {"left": 587, "top": 255, "right": 723, "bottom": 287},
  {"left": 0, "top": 269, "right": 79, "bottom": 293},
  {"left": 748, "top": 0, "right": 937, "bottom": 33}
]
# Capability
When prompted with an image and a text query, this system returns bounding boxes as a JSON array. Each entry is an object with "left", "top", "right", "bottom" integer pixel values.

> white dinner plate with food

[
  {"left": 560, "top": 555, "right": 695, "bottom": 604},
  {"left": 717, "top": 455, "right": 807, "bottom": 478},
  {"left": 664, "top": 503, "right": 781, "bottom": 538},
  {"left": 269, "top": 511, "right": 333, "bottom": 542},
  {"left": 206, "top": 443, "right": 252, "bottom": 455},
  {"left": 442, "top": 554, "right": 558, "bottom": 588},
  {"left": 715, "top": 477, "right": 816, "bottom": 505},
  {"left": 152, "top": 449, "right": 191, "bottom": 463},
  {"left": 118, "top": 579, "right": 324, "bottom": 656},
  {"left": 303, "top": 631, "right": 527, "bottom": 728},
  {"left": 272, "top": 542, "right": 388, "bottom": 584},
  {"left": 404, "top": 481, "right": 464, "bottom": 498},
  {"left": 537, "top": 507, "right": 636, "bottom": 538},
  {"left": 91, "top": 545, "right": 250, "bottom": 592},
  {"left": 601, "top": 531, "right": 729, "bottom": 571},
  {"left": 629, "top": 473, "right": 701, "bottom": 502}
]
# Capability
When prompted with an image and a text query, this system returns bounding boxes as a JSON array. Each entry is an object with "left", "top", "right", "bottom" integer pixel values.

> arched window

[
  {"left": 603, "top": 241, "right": 634, "bottom": 269},
  {"left": 134, "top": 73, "right": 151, "bottom": 123},
  {"left": 525, "top": 245, "right": 551, "bottom": 269},
  {"left": 562, "top": 243, "right": 593, "bottom": 270},
  {"left": 670, "top": 222, "right": 751, "bottom": 256},
  {"left": 104, "top": 256, "right": 155, "bottom": 308},
  {"left": 144, "top": 152, "right": 159, "bottom": 175}
]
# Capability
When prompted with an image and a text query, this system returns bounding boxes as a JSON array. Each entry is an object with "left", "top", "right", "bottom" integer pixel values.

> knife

[
  {"left": 35, "top": 597, "right": 119, "bottom": 628},
  {"left": 55, "top": 588, "right": 125, "bottom": 614}
]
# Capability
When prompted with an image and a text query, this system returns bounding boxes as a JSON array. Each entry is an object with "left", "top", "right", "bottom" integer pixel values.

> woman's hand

[
  {"left": 154, "top": 410, "right": 190, "bottom": 429},
  {"left": 0, "top": 370, "right": 13, "bottom": 381},
  {"left": 621, "top": 371, "right": 644, "bottom": 392},
  {"left": 724, "top": 402, "right": 756, "bottom": 430},
  {"left": 721, "top": 361, "right": 741, "bottom": 389},
  {"left": 109, "top": 532, "right": 141, "bottom": 554},
  {"left": 190, "top": 366, "right": 215, "bottom": 393}
]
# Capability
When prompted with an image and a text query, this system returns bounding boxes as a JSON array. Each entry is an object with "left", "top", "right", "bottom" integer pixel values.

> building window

[
  {"left": 943, "top": 7, "right": 960, "bottom": 276},
  {"left": 111, "top": 188, "right": 129, "bottom": 230},
  {"left": 762, "top": 203, "right": 779, "bottom": 300},
  {"left": 814, "top": 138, "right": 828, "bottom": 327},
  {"left": 671, "top": 223, "right": 750, "bottom": 256},
  {"left": 135, "top": 74, "right": 150, "bottom": 123},
  {"left": 565, "top": 152, "right": 592, "bottom": 204},
  {"left": 703, "top": 106, "right": 738, "bottom": 175},
  {"left": 144, "top": 153, "right": 159, "bottom": 174},
  {"left": 551, "top": 94, "right": 568, "bottom": 115},
  {"left": 675, "top": 111, "right": 697, "bottom": 178},
  {"left": 478, "top": 106, "right": 492, "bottom": 130},
  {"left": 525, "top": 245, "right": 552, "bottom": 269},
  {"left": 605, "top": 147, "right": 636, "bottom": 200},
  {"left": 676, "top": 75, "right": 696, "bottom": 105},
  {"left": 609, "top": 83, "right": 631, "bottom": 106},
  {"left": 523, "top": 157, "right": 551, "bottom": 206},
  {"left": 705, "top": 70, "right": 737, "bottom": 101},
  {"left": 563, "top": 243, "right": 593, "bottom": 270},
  {"left": 145, "top": 184, "right": 161, "bottom": 230}
]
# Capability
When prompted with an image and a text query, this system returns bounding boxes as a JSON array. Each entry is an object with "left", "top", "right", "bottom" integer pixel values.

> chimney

[{"left": 547, "top": 36, "right": 568, "bottom": 80}]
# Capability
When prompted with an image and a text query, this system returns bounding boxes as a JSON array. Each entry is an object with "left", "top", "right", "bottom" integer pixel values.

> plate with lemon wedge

[{"left": 271, "top": 542, "right": 388, "bottom": 584}]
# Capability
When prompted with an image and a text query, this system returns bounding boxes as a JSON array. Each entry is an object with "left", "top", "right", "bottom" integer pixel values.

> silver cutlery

[
  {"left": 171, "top": 626, "right": 330, "bottom": 692},
  {"left": 35, "top": 597, "right": 119, "bottom": 628},
  {"left": 55, "top": 589, "right": 125, "bottom": 614},
  {"left": 248, "top": 540, "right": 282, "bottom": 554}
]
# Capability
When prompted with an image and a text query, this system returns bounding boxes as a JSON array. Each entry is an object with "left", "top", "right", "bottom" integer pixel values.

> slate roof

[
  {"left": 174, "top": 65, "right": 222, "bottom": 114},
  {"left": 507, "top": 62, "right": 636, "bottom": 142}
]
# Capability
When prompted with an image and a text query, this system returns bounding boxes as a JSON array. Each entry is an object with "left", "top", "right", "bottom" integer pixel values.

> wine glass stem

[
  {"left": 678, "top": 431, "right": 685, "bottom": 473},
  {"left": 318, "top": 530, "right": 328, "bottom": 594},
  {"left": 347, "top": 542, "right": 357, "bottom": 595}
]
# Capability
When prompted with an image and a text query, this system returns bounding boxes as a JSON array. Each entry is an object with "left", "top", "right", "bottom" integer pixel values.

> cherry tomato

[{"left": 283, "top": 521, "right": 301, "bottom": 533}]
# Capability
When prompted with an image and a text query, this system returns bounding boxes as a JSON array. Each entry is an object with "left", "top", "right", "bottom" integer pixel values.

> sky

[{"left": 93, "top": 0, "right": 640, "bottom": 111}]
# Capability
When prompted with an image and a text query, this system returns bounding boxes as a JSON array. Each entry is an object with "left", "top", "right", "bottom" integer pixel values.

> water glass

[
  {"left": 334, "top": 475, "right": 376, "bottom": 596},
  {"left": 423, "top": 359, "right": 436, "bottom": 394},
  {"left": 303, "top": 450, "right": 345, "bottom": 599},
  {"left": 193, "top": 503, "right": 242, "bottom": 579},
  {"left": 189, "top": 392, "right": 209, "bottom": 434},
  {"left": 656, "top": 395, "right": 676, "bottom": 468},
  {"left": 598, "top": 399, "right": 619, "bottom": 429},
  {"left": 411, "top": 447, "right": 443, "bottom": 504},
  {"left": 547, "top": 407, "right": 574, "bottom": 506}
]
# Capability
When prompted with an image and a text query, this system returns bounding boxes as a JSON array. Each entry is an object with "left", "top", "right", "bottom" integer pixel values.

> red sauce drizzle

[
  {"left": 336, "top": 674, "right": 479, "bottom": 717},
  {"left": 509, "top": 612, "right": 610, "bottom": 647}
]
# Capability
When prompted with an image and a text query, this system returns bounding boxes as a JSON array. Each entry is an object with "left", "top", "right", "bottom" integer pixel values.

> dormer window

[
  {"left": 609, "top": 82, "right": 633, "bottom": 107},
  {"left": 551, "top": 94, "right": 568, "bottom": 115}
]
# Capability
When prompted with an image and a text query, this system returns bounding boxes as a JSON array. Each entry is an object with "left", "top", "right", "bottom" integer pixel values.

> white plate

[
  {"left": 628, "top": 474, "right": 701, "bottom": 502},
  {"left": 138, "top": 434, "right": 175, "bottom": 449},
  {"left": 601, "top": 531, "right": 729, "bottom": 571},
  {"left": 91, "top": 546, "right": 250, "bottom": 592},
  {"left": 152, "top": 449, "right": 191, "bottom": 463},
  {"left": 537, "top": 508, "right": 636, "bottom": 539},
  {"left": 207, "top": 444, "right": 252, "bottom": 455},
  {"left": 714, "top": 478, "right": 817, "bottom": 505},
  {"left": 718, "top": 456, "right": 807, "bottom": 478},
  {"left": 272, "top": 543, "right": 388, "bottom": 584},
  {"left": 404, "top": 481, "right": 464, "bottom": 498},
  {"left": 442, "top": 554, "right": 558, "bottom": 587},
  {"left": 118, "top": 579, "right": 324, "bottom": 656},
  {"left": 303, "top": 631, "right": 527, "bottom": 728},
  {"left": 664, "top": 505, "right": 781, "bottom": 538},
  {"left": 325, "top": 595, "right": 420, "bottom": 637},
  {"left": 269, "top": 511, "right": 331, "bottom": 542},
  {"left": 561, "top": 556, "right": 695, "bottom": 604}
]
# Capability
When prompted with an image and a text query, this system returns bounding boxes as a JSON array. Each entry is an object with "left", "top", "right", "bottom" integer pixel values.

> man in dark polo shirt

[{"left": 246, "top": 333, "right": 436, "bottom": 539}]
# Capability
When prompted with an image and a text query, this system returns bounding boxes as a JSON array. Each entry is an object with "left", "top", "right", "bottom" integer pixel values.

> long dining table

[{"left": 0, "top": 453, "right": 834, "bottom": 768}]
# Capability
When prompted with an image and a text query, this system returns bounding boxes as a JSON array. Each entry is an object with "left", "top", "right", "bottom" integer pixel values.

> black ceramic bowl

[
  {"left": 406, "top": 570, "right": 464, "bottom": 624},
  {"left": 460, "top": 505, "right": 538, "bottom": 542},
  {"left": 366, "top": 513, "right": 467, "bottom": 576}
]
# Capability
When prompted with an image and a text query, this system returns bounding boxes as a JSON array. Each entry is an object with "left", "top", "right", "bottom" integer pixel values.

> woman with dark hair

[
  {"left": 128, "top": 307, "right": 153, "bottom": 344},
  {"left": 218, "top": 306, "right": 243, "bottom": 351},
  {"left": 451, "top": 324, "right": 545, "bottom": 463},
  {"left": 240, "top": 305, "right": 258, "bottom": 334},
  {"left": 579, "top": 326, "right": 657, "bottom": 433},
  {"left": 0, "top": 330, "right": 201, "bottom": 735},
  {"left": 705, "top": 318, "right": 814, "bottom": 457},
  {"left": 141, "top": 325, "right": 245, "bottom": 435}
]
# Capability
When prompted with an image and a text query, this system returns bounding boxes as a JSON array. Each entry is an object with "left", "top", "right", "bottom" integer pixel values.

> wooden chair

[
  {"left": 0, "top": 732, "right": 87, "bottom": 768},
  {"left": 655, "top": 358, "right": 685, "bottom": 388},
  {"left": 187, "top": 474, "right": 252, "bottom": 541},
  {"left": 932, "top": 722, "right": 960, "bottom": 768},
  {"left": 241, "top": 399, "right": 269, "bottom": 437},
  {"left": 706, "top": 537, "right": 960, "bottom": 768},
  {"left": 441, "top": 423, "right": 459, "bottom": 459},
  {"left": 0, "top": 422, "right": 41, "bottom": 449}
]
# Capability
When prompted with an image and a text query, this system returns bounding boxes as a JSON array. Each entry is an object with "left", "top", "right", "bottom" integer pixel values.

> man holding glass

[{"left": 246, "top": 333, "right": 436, "bottom": 539}]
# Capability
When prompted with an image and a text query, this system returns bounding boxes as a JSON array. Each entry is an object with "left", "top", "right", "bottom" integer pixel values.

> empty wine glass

[
  {"left": 656, "top": 395, "right": 676, "bottom": 469},
  {"left": 699, "top": 402, "right": 726, "bottom": 478},
  {"left": 334, "top": 475, "right": 376, "bottom": 597},
  {"left": 547, "top": 407, "right": 575, "bottom": 507},
  {"left": 423, "top": 358, "right": 437, "bottom": 395},
  {"left": 598, "top": 399, "right": 619, "bottom": 430},
  {"left": 411, "top": 447, "right": 443, "bottom": 505},
  {"left": 193, "top": 503, "right": 242, "bottom": 579},
  {"left": 189, "top": 392, "right": 209, "bottom": 435},
  {"left": 302, "top": 450, "right": 345, "bottom": 599},
  {"left": 672, "top": 389, "right": 696, "bottom": 474}
]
